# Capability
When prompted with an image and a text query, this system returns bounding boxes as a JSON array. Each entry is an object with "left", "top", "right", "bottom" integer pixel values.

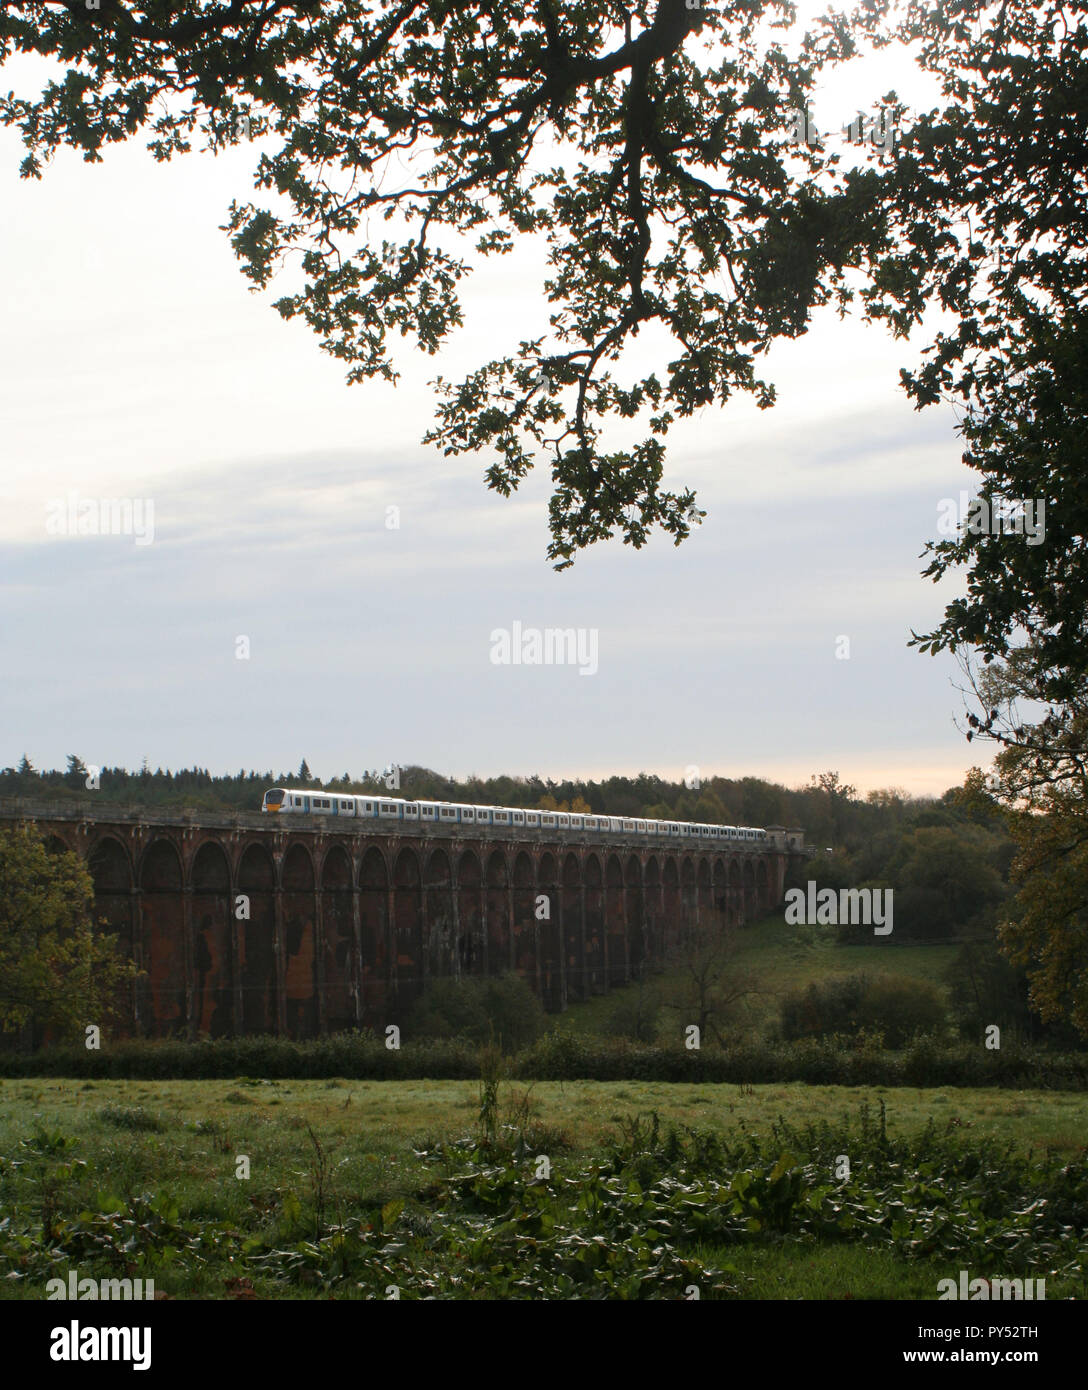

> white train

[{"left": 261, "top": 788, "right": 768, "bottom": 845}]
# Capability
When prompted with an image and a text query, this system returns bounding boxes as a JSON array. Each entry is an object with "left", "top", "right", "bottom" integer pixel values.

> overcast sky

[{"left": 0, "top": 6, "right": 993, "bottom": 801}]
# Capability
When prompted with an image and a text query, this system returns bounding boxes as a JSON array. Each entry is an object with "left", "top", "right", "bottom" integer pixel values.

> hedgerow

[{"left": 1, "top": 1032, "right": 1086, "bottom": 1088}]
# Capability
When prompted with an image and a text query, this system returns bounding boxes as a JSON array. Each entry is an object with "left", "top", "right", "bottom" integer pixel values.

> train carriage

[{"left": 260, "top": 787, "right": 769, "bottom": 845}]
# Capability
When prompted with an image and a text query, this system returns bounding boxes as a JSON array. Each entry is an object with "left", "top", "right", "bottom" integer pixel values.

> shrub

[
  {"left": 406, "top": 973, "right": 545, "bottom": 1053},
  {"left": 479, "top": 974, "right": 546, "bottom": 1052},
  {"left": 97, "top": 1104, "right": 163, "bottom": 1132},
  {"left": 780, "top": 972, "right": 948, "bottom": 1048},
  {"left": 780, "top": 975, "right": 865, "bottom": 1040},
  {"left": 604, "top": 990, "right": 660, "bottom": 1043},
  {"left": 857, "top": 974, "right": 948, "bottom": 1047},
  {"left": 407, "top": 978, "right": 487, "bottom": 1043}
]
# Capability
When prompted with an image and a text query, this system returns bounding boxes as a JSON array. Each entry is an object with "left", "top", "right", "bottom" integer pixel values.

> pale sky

[{"left": 0, "top": 7, "right": 996, "bottom": 801}]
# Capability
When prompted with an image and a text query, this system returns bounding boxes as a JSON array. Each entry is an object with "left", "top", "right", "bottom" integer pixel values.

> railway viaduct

[{"left": 0, "top": 799, "right": 808, "bottom": 1040}]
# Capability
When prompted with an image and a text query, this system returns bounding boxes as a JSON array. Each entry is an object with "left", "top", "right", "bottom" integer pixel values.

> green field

[{"left": 1, "top": 1076, "right": 1084, "bottom": 1300}]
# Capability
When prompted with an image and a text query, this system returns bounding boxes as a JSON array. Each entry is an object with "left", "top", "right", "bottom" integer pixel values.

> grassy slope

[{"left": 557, "top": 915, "right": 962, "bottom": 1041}]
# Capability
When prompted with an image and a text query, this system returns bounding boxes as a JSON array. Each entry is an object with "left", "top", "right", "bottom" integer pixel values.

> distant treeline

[{"left": 4, "top": 757, "right": 956, "bottom": 844}]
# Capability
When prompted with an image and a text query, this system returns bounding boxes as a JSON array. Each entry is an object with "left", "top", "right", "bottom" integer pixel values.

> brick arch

[
  {"left": 512, "top": 850, "right": 536, "bottom": 991},
  {"left": 423, "top": 847, "right": 454, "bottom": 986},
  {"left": 537, "top": 851, "right": 561, "bottom": 1011},
  {"left": 697, "top": 857, "right": 713, "bottom": 934},
  {"left": 321, "top": 843, "right": 355, "bottom": 1034},
  {"left": 680, "top": 856, "right": 697, "bottom": 944},
  {"left": 662, "top": 857, "right": 681, "bottom": 956},
  {"left": 86, "top": 834, "right": 135, "bottom": 1030},
  {"left": 392, "top": 847, "right": 423, "bottom": 1020},
  {"left": 282, "top": 843, "right": 316, "bottom": 1039},
  {"left": 712, "top": 858, "right": 728, "bottom": 933},
  {"left": 742, "top": 858, "right": 757, "bottom": 923},
  {"left": 562, "top": 852, "right": 584, "bottom": 1003},
  {"left": 87, "top": 833, "right": 133, "bottom": 929},
  {"left": 756, "top": 857, "right": 771, "bottom": 914},
  {"left": 138, "top": 839, "right": 184, "bottom": 1038},
  {"left": 485, "top": 848, "right": 510, "bottom": 975},
  {"left": 624, "top": 854, "right": 644, "bottom": 977},
  {"left": 644, "top": 855, "right": 662, "bottom": 963},
  {"left": 728, "top": 859, "right": 742, "bottom": 926},
  {"left": 456, "top": 849, "right": 483, "bottom": 979},
  {"left": 605, "top": 854, "right": 626, "bottom": 987},
  {"left": 583, "top": 853, "right": 604, "bottom": 995},
  {"left": 359, "top": 845, "right": 389, "bottom": 1028},
  {"left": 238, "top": 841, "right": 276, "bottom": 1036},
  {"left": 191, "top": 839, "right": 232, "bottom": 1039}
]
